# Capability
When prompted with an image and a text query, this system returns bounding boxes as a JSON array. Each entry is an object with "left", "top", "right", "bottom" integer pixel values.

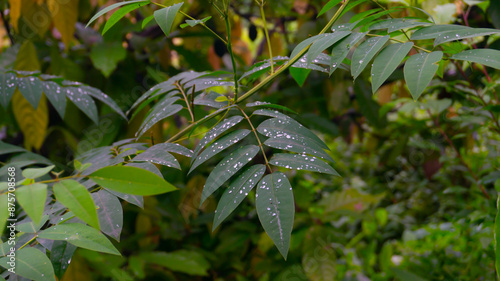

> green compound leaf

[
  {"left": 368, "top": 18, "right": 431, "bottom": 33},
  {"left": 154, "top": 2, "right": 184, "bottom": 37},
  {"left": 16, "top": 183, "right": 47, "bottom": 226},
  {"left": 43, "top": 81, "right": 67, "bottom": 118},
  {"left": 64, "top": 87, "right": 99, "bottom": 124},
  {"left": 351, "top": 35, "right": 389, "bottom": 80},
  {"left": 50, "top": 241, "right": 77, "bottom": 279},
  {"left": 371, "top": 42, "right": 414, "bottom": 93},
  {"left": 16, "top": 76, "right": 43, "bottom": 109},
  {"left": 189, "top": 129, "right": 251, "bottom": 174},
  {"left": 180, "top": 16, "right": 212, "bottom": 28},
  {"left": 0, "top": 247, "right": 55, "bottom": 281},
  {"left": 318, "top": 0, "right": 343, "bottom": 17},
  {"left": 200, "top": 145, "right": 259, "bottom": 206},
  {"left": 404, "top": 51, "right": 443, "bottom": 99},
  {"left": 38, "top": 223, "right": 120, "bottom": 255},
  {"left": 256, "top": 172, "right": 294, "bottom": 259},
  {"left": 269, "top": 153, "right": 339, "bottom": 176},
  {"left": 53, "top": 180, "right": 100, "bottom": 230},
  {"left": 252, "top": 109, "right": 290, "bottom": 120},
  {"left": 213, "top": 164, "right": 266, "bottom": 230},
  {"left": 451, "top": 49, "right": 500, "bottom": 70},
  {"left": 90, "top": 166, "right": 177, "bottom": 196}
]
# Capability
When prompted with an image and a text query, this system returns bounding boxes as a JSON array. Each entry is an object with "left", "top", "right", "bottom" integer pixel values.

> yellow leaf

[
  {"left": 19, "top": 0, "right": 51, "bottom": 38},
  {"left": 15, "top": 41, "right": 40, "bottom": 71},
  {"left": 8, "top": 0, "right": 21, "bottom": 31},
  {"left": 48, "top": 0, "right": 79, "bottom": 48},
  {"left": 12, "top": 91, "right": 48, "bottom": 151}
]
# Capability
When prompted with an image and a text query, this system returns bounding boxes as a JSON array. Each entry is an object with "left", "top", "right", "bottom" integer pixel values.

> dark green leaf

[
  {"left": 160, "top": 143, "right": 193, "bottom": 157},
  {"left": 53, "top": 180, "right": 100, "bottom": 230},
  {"left": 90, "top": 166, "right": 177, "bottom": 196},
  {"left": 371, "top": 42, "right": 414, "bottom": 93},
  {"left": 257, "top": 117, "right": 329, "bottom": 150},
  {"left": 37, "top": 223, "right": 120, "bottom": 255},
  {"left": 256, "top": 172, "right": 294, "bottom": 259},
  {"left": 189, "top": 129, "right": 251, "bottom": 174},
  {"left": 369, "top": 18, "right": 431, "bottom": 33},
  {"left": 180, "top": 16, "right": 212, "bottom": 28},
  {"left": 64, "top": 87, "right": 99, "bottom": 124},
  {"left": 90, "top": 42, "right": 127, "bottom": 78},
  {"left": 351, "top": 35, "right": 390, "bottom": 80},
  {"left": 330, "top": 32, "right": 367, "bottom": 75},
  {"left": 213, "top": 164, "right": 266, "bottom": 230},
  {"left": 269, "top": 153, "right": 339, "bottom": 175},
  {"left": 142, "top": 14, "right": 155, "bottom": 29},
  {"left": 50, "top": 241, "right": 77, "bottom": 279},
  {"left": 192, "top": 116, "right": 244, "bottom": 159},
  {"left": 434, "top": 28, "right": 500, "bottom": 46},
  {"left": 91, "top": 190, "right": 123, "bottom": 241},
  {"left": 411, "top": 24, "right": 470, "bottom": 40},
  {"left": 252, "top": 109, "right": 290, "bottom": 120},
  {"left": 404, "top": 51, "right": 443, "bottom": 99},
  {"left": 290, "top": 67, "right": 311, "bottom": 87},
  {"left": 133, "top": 144, "right": 181, "bottom": 169},
  {"left": 17, "top": 76, "right": 43, "bottom": 109},
  {"left": 0, "top": 248, "right": 55, "bottom": 281},
  {"left": 154, "top": 2, "right": 184, "bottom": 37},
  {"left": 107, "top": 189, "right": 144, "bottom": 208},
  {"left": 136, "top": 104, "right": 183, "bottom": 137},
  {"left": 264, "top": 135, "right": 335, "bottom": 162},
  {"left": 0, "top": 141, "right": 26, "bottom": 155},
  {"left": 81, "top": 86, "right": 127, "bottom": 120},
  {"left": 451, "top": 49, "right": 500, "bottom": 69},
  {"left": 246, "top": 102, "right": 298, "bottom": 114},
  {"left": 291, "top": 35, "right": 327, "bottom": 59},
  {"left": 16, "top": 183, "right": 47, "bottom": 226},
  {"left": 307, "top": 31, "right": 351, "bottom": 64},
  {"left": 200, "top": 145, "right": 259, "bottom": 205},
  {"left": 43, "top": 81, "right": 66, "bottom": 118},
  {"left": 0, "top": 72, "right": 16, "bottom": 109}
]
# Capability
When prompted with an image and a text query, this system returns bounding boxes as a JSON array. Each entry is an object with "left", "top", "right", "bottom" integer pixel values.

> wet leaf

[
  {"left": 369, "top": 18, "right": 431, "bottom": 33},
  {"left": 371, "top": 42, "right": 414, "bottom": 93},
  {"left": 136, "top": 104, "right": 183, "bottom": 137},
  {"left": 53, "top": 180, "right": 100, "bottom": 230},
  {"left": 189, "top": 129, "right": 251, "bottom": 174},
  {"left": 90, "top": 166, "right": 177, "bottom": 196},
  {"left": 256, "top": 172, "right": 294, "bottom": 259},
  {"left": 107, "top": 189, "right": 144, "bottom": 208},
  {"left": 80, "top": 86, "right": 127, "bottom": 120},
  {"left": 269, "top": 153, "right": 339, "bottom": 175},
  {"left": 330, "top": 32, "right": 367, "bottom": 75},
  {"left": 434, "top": 28, "right": 500, "bottom": 46},
  {"left": 257, "top": 117, "right": 329, "bottom": 150},
  {"left": 64, "top": 87, "right": 99, "bottom": 124},
  {"left": 252, "top": 109, "right": 290, "bottom": 120},
  {"left": 200, "top": 145, "right": 259, "bottom": 205},
  {"left": 17, "top": 76, "right": 43, "bottom": 109},
  {"left": 451, "top": 49, "right": 500, "bottom": 70},
  {"left": 351, "top": 35, "right": 390, "bottom": 80},
  {"left": 307, "top": 31, "right": 351, "bottom": 64},
  {"left": 50, "top": 241, "right": 77, "bottom": 279},
  {"left": 0, "top": 247, "right": 55, "bottom": 281},
  {"left": 411, "top": 24, "right": 470, "bottom": 40},
  {"left": 16, "top": 183, "right": 47, "bottom": 225},
  {"left": 91, "top": 190, "right": 123, "bottom": 241},
  {"left": 0, "top": 72, "right": 16, "bottom": 109},
  {"left": 404, "top": 51, "right": 443, "bottom": 99},
  {"left": 192, "top": 116, "right": 244, "bottom": 159},
  {"left": 42, "top": 81, "right": 67, "bottom": 118},
  {"left": 213, "top": 164, "right": 266, "bottom": 230},
  {"left": 38, "top": 223, "right": 120, "bottom": 255},
  {"left": 264, "top": 135, "right": 335, "bottom": 162},
  {"left": 133, "top": 144, "right": 181, "bottom": 169}
]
